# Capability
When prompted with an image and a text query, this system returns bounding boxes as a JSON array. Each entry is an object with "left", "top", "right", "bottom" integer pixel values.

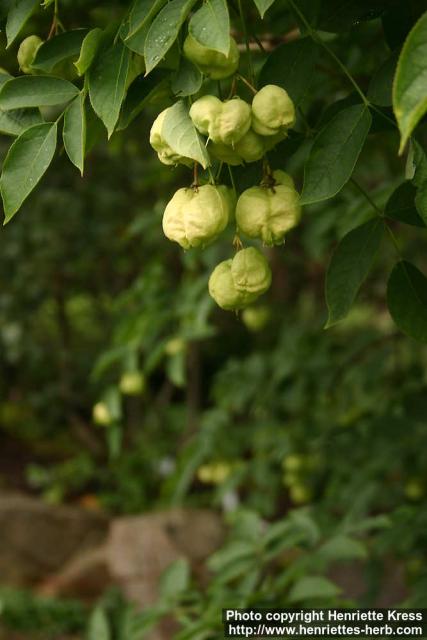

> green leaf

[
  {"left": 0, "top": 76, "right": 79, "bottom": 109},
  {"left": 288, "top": 576, "right": 342, "bottom": 603},
  {"left": 318, "top": 0, "right": 389, "bottom": 33},
  {"left": 189, "top": 0, "right": 230, "bottom": 55},
  {"left": 74, "top": 28, "right": 104, "bottom": 76},
  {"left": 393, "top": 10, "right": 427, "bottom": 153},
  {"left": 259, "top": 38, "right": 318, "bottom": 105},
  {"left": 89, "top": 42, "right": 131, "bottom": 138},
  {"left": 0, "top": 106, "right": 42, "bottom": 136},
  {"left": 159, "top": 558, "right": 190, "bottom": 600},
  {"left": 6, "top": 0, "right": 38, "bottom": 48},
  {"left": 301, "top": 104, "right": 372, "bottom": 205},
  {"left": 317, "top": 535, "right": 367, "bottom": 562},
  {"left": 32, "top": 30, "right": 89, "bottom": 73},
  {"left": 367, "top": 50, "right": 398, "bottom": 107},
  {"left": 385, "top": 181, "right": 425, "bottom": 227},
  {"left": 325, "top": 218, "right": 384, "bottom": 327},
  {"left": 122, "top": 0, "right": 166, "bottom": 55},
  {"left": 0, "top": 74, "right": 43, "bottom": 135},
  {"left": 415, "top": 180, "right": 427, "bottom": 224},
  {"left": 87, "top": 607, "right": 111, "bottom": 640},
  {"left": 162, "top": 100, "right": 210, "bottom": 169},
  {"left": 144, "top": 0, "right": 197, "bottom": 75},
  {"left": 253, "top": 0, "right": 276, "bottom": 19},
  {"left": 1, "top": 122, "right": 57, "bottom": 223},
  {"left": 63, "top": 93, "right": 86, "bottom": 176},
  {"left": 117, "top": 70, "right": 169, "bottom": 130},
  {"left": 171, "top": 58, "right": 202, "bottom": 97},
  {"left": 387, "top": 261, "right": 427, "bottom": 342},
  {"left": 124, "top": 0, "right": 167, "bottom": 41}
]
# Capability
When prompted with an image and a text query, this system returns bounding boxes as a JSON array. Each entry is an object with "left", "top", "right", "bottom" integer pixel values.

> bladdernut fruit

[
  {"left": 252, "top": 84, "right": 296, "bottom": 136},
  {"left": 208, "top": 247, "right": 272, "bottom": 310},
  {"left": 235, "top": 170, "right": 301, "bottom": 245},
  {"left": 183, "top": 34, "right": 240, "bottom": 79},
  {"left": 189, "top": 95, "right": 251, "bottom": 145},
  {"left": 17, "top": 35, "right": 43, "bottom": 74},
  {"left": 150, "top": 108, "right": 192, "bottom": 166},
  {"left": 162, "top": 184, "right": 234, "bottom": 249}
]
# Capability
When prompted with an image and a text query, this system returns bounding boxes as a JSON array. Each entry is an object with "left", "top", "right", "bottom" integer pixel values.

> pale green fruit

[
  {"left": 183, "top": 34, "right": 240, "bottom": 79},
  {"left": 149, "top": 109, "right": 192, "bottom": 166},
  {"left": 263, "top": 130, "right": 287, "bottom": 151},
  {"left": 242, "top": 305, "right": 270, "bottom": 331},
  {"left": 282, "top": 454, "right": 304, "bottom": 472},
  {"left": 209, "top": 141, "right": 243, "bottom": 166},
  {"left": 119, "top": 371, "right": 145, "bottom": 396},
  {"left": 190, "top": 95, "right": 251, "bottom": 145},
  {"left": 252, "top": 84, "right": 295, "bottom": 136},
  {"left": 289, "top": 484, "right": 312, "bottom": 504},
  {"left": 208, "top": 259, "right": 254, "bottom": 310},
  {"left": 231, "top": 246, "right": 272, "bottom": 294},
  {"left": 236, "top": 170, "right": 301, "bottom": 245},
  {"left": 92, "top": 402, "right": 113, "bottom": 426},
  {"left": 162, "top": 184, "right": 232, "bottom": 249},
  {"left": 405, "top": 480, "right": 424, "bottom": 501},
  {"left": 17, "top": 35, "right": 43, "bottom": 74},
  {"left": 208, "top": 247, "right": 272, "bottom": 310},
  {"left": 235, "top": 129, "right": 265, "bottom": 162},
  {"left": 164, "top": 337, "right": 185, "bottom": 355}
]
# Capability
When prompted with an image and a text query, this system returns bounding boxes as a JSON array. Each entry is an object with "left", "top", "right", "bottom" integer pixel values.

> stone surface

[
  {"left": 0, "top": 492, "right": 109, "bottom": 587},
  {"left": 107, "top": 508, "right": 225, "bottom": 607}
]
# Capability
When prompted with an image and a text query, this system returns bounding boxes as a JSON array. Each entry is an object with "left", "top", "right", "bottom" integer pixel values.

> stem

[
  {"left": 192, "top": 162, "right": 199, "bottom": 188},
  {"left": 237, "top": 0, "right": 255, "bottom": 85},
  {"left": 207, "top": 166, "right": 216, "bottom": 184},
  {"left": 350, "top": 178, "right": 383, "bottom": 217},
  {"left": 350, "top": 178, "right": 404, "bottom": 260},
  {"left": 237, "top": 74, "right": 257, "bottom": 95},
  {"left": 215, "top": 161, "right": 224, "bottom": 181},
  {"left": 228, "top": 164, "right": 237, "bottom": 198}
]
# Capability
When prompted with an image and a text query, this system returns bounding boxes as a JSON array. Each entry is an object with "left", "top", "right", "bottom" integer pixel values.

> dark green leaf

[
  {"left": 159, "top": 558, "right": 190, "bottom": 600},
  {"left": 6, "top": 0, "right": 38, "bottom": 47},
  {"left": 325, "top": 218, "right": 384, "bottom": 327},
  {"left": 123, "top": 0, "right": 167, "bottom": 55},
  {"left": 117, "top": 70, "right": 168, "bottom": 130},
  {"left": 63, "top": 93, "right": 86, "bottom": 175},
  {"left": 87, "top": 607, "right": 111, "bottom": 640},
  {"left": 32, "top": 30, "right": 89, "bottom": 73},
  {"left": 288, "top": 576, "right": 342, "bottom": 602},
  {"left": 259, "top": 38, "right": 318, "bottom": 105},
  {"left": 171, "top": 58, "right": 202, "bottom": 97},
  {"left": 0, "top": 73, "right": 42, "bottom": 135},
  {"left": 144, "top": 0, "right": 197, "bottom": 75},
  {"left": 74, "top": 28, "right": 104, "bottom": 76},
  {"left": 415, "top": 181, "right": 427, "bottom": 225},
  {"left": 387, "top": 261, "right": 427, "bottom": 342},
  {"left": 385, "top": 181, "right": 425, "bottom": 227},
  {"left": 189, "top": 0, "right": 230, "bottom": 55},
  {"left": 162, "top": 100, "right": 210, "bottom": 168},
  {"left": 253, "top": 0, "right": 276, "bottom": 18},
  {"left": 124, "top": 0, "right": 167, "bottom": 40},
  {"left": 393, "top": 10, "right": 427, "bottom": 152},
  {"left": 318, "top": 0, "right": 390, "bottom": 33},
  {"left": 89, "top": 42, "right": 131, "bottom": 138},
  {"left": 301, "top": 104, "right": 372, "bottom": 205},
  {"left": 0, "top": 76, "right": 79, "bottom": 109},
  {"left": 1, "top": 122, "right": 57, "bottom": 223},
  {"left": 367, "top": 50, "right": 398, "bottom": 107}
]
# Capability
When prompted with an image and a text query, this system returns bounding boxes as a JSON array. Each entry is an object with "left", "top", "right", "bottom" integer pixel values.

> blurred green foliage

[{"left": 0, "top": 0, "right": 427, "bottom": 638}]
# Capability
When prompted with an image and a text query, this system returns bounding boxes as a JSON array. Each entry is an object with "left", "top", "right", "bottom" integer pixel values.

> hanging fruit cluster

[{"left": 150, "top": 32, "right": 302, "bottom": 311}]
